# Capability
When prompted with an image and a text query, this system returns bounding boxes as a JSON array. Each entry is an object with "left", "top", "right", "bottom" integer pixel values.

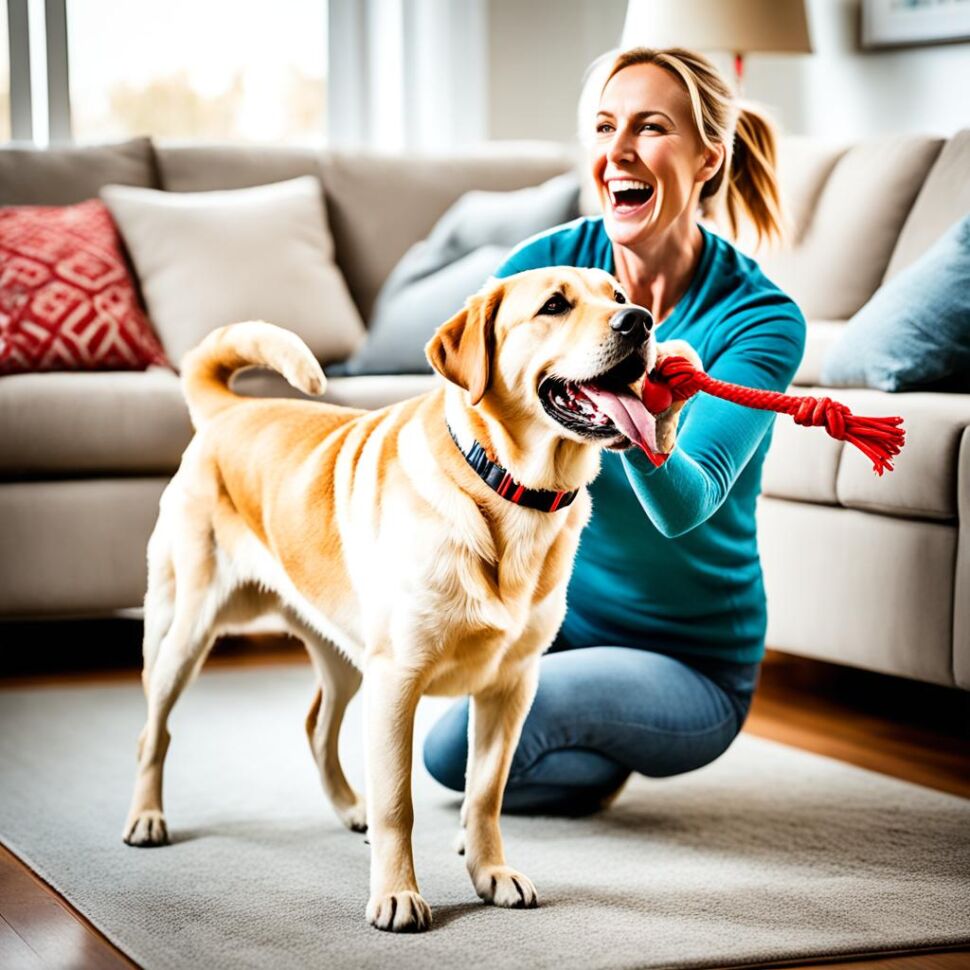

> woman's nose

[{"left": 606, "top": 129, "right": 636, "bottom": 164}]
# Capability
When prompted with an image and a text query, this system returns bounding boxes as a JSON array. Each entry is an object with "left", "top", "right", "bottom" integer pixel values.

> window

[
  {"left": 0, "top": 1, "right": 9, "bottom": 142},
  {"left": 66, "top": 0, "right": 327, "bottom": 145}
]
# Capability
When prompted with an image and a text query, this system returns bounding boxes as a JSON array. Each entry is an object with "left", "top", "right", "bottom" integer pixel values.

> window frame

[
  {"left": 5, "top": 0, "right": 487, "bottom": 150},
  {"left": 11, "top": 0, "right": 336, "bottom": 146},
  {"left": 7, "top": 0, "right": 33, "bottom": 141}
]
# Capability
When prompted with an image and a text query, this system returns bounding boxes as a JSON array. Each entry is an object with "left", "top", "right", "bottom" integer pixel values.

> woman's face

[{"left": 591, "top": 62, "right": 722, "bottom": 250}]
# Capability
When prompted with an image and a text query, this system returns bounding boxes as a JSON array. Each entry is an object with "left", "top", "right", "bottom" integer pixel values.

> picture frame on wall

[{"left": 862, "top": 0, "right": 970, "bottom": 49}]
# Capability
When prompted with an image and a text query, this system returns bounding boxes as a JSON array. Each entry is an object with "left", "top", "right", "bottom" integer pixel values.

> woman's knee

[{"left": 641, "top": 716, "right": 742, "bottom": 777}]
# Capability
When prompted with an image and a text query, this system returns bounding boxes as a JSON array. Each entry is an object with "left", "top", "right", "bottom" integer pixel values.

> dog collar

[{"left": 446, "top": 420, "right": 578, "bottom": 512}]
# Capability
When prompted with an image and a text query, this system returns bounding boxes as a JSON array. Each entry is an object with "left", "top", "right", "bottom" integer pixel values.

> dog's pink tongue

[{"left": 579, "top": 385, "right": 660, "bottom": 456}]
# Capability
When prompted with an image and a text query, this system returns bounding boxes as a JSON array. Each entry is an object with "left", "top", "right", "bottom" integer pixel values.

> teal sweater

[{"left": 495, "top": 218, "right": 806, "bottom": 664}]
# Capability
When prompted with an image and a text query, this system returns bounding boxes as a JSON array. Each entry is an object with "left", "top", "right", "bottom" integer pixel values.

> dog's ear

[{"left": 425, "top": 284, "right": 503, "bottom": 406}]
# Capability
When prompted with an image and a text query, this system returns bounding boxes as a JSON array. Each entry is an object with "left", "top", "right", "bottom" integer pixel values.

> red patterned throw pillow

[{"left": 0, "top": 198, "right": 169, "bottom": 374}]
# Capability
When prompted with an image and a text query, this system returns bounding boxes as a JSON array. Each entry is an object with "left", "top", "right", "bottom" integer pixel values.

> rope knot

[{"left": 793, "top": 396, "right": 849, "bottom": 439}]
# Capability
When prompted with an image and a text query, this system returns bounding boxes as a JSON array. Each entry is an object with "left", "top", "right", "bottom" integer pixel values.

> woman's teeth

[{"left": 608, "top": 180, "right": 654, "bottom": 213}]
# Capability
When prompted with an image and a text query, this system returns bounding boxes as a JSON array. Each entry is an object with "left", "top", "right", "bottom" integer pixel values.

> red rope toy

[{"left": 640, "top": 356, "right": 906, "bottom": 476}]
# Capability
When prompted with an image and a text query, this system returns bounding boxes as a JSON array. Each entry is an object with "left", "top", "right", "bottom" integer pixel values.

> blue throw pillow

[
  {"left": 332, "top": 171, "right": 580, "bottom": 377},
  {"left": 821, "top": 214, "right": 970, "bottom": 392}
]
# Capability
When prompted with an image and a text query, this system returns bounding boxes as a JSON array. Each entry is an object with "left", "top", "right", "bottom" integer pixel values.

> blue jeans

[{"left": 422, "top": 629, "right": 761, "bottom": 815}]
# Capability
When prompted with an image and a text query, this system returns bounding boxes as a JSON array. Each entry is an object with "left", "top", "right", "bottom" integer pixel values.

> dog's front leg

[
  {"left": 463, "top": 661, "right": 540, "bottom": 909},
  {"left": 362, "top": 656, "right": 431, "bottom": 932}
]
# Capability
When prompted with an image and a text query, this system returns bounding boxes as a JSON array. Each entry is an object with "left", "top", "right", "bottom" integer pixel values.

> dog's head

[{"left": 425, "top": 267, "right": 661, "bottom": 455}]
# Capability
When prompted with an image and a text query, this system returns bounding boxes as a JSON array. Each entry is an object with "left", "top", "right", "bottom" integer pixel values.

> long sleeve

[{"left": 620, "top": 308, "right": 806, "bottom": 538}]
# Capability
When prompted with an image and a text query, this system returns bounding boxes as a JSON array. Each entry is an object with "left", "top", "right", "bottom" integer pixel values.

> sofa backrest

[
  {"left": 0, "top": 138, "right": 576, "bottom": 321},
  {"left": 883, "top": 129, "right": 970, "bottom": 280},
  {"left": 750, "top": 133, "right": 944, "bottom": 321},
  {"left": 319, "top": 149, "right": 574, "bottom": 320},
  {"left": 0, "top": 137, "right": 159, "bottom": 204},
  {"left": 4, "top": 130, "right": 963, "bottom": 327}
]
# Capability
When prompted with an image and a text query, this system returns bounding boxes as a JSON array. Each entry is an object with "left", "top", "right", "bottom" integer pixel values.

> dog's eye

[
  {"left": 614, "top": 291, "right": 627, "bottom": 304},
  {"left": 538, "top": 294, "right": 571, "bottom": 316}
]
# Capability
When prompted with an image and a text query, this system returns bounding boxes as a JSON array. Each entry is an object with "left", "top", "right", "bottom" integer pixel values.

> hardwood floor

[{"left": 1, "top": 625, "right": 967, "bottom": 970}]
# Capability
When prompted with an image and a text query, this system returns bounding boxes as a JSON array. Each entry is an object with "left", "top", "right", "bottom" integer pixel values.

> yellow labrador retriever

[{"left": 121, "top": 267, "right": 701, "bottom": 932}]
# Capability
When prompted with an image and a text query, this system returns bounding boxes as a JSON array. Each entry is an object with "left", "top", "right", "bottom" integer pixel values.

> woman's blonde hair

[{"left": 579, "top": 47, "right": 785, "bottom": 247}]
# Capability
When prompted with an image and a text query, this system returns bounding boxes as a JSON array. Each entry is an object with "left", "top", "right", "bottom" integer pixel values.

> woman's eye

[
  {"left": 640, "top": 123, "right": 664, "bottom": 134},
  {"left": 595, "top": 123, "right": 614, "bottom": 135},
  {"left": 615, "top": 291, "right": 627, "bottom": 304},
  {"left": 539, "top": 294, "right": 570, "bottom": 316}
]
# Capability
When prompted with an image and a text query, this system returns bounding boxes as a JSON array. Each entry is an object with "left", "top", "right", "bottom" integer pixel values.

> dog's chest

[{"left": 418, "top": 527, "right": 573, "bottom": 695}]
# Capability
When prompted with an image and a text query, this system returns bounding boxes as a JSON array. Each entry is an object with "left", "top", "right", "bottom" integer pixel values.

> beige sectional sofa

[{"left": 1, "top": 132, "right": 967, "bottom": 690}]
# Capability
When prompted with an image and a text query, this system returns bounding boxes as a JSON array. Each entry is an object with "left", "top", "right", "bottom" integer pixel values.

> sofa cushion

[
  {"left": 885, "top": 129, "right": 970, "bottom": 279},
  {"left": 336, "top": 171, "right": 581, "bottom": 376},
  {"left": 761, "top": 404, "right": 843, "bottom": 506},
  {"left": 152, "top": 144, "right": 322, "bottom": 194},
  {"left": 754, "top": 135, "right": 944, "bottom": 320},
  {"left": 0, "top": 477, "right": 167, "bottom": 614},
  {"left": 0, "top": 199, "right": 169, "bottom": 374},
  {"left": 834, "top": 388, "right": 970, "bottom": 521},
  {"left": 0, "top": 368, "right": 192, "bottom": 476},
  {"left": 0, "top": 137, "right": 158, "bottom": 206},
  {"left": 821, "top": 214, "right": 970, "bottom": 392},
  {"left": 101, "top": 177, "right": 366, "bottom": 368},
  {"left": 232, "top": 368, "right": 442, "bottom": 411},
  {"left": 762, "top": 385, "right": 970, "bottom": 521},
  {"left": 791, "top": 319, "right": 845, "bottom": 386}
]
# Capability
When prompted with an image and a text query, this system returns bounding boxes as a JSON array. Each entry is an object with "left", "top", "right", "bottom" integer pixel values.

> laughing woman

[{"left": 423, "top": 47, "right": 807, "bottom": 815}]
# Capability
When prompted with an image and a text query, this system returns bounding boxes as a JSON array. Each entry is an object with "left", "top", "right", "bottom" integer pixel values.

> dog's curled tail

[{"left": 180, "top": 321, "right": 326, "bottom": 429}]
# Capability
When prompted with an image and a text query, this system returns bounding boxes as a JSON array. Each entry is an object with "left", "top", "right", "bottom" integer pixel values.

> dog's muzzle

[{"left": 610, "top": 306, "right": 653, "bottom": 347}]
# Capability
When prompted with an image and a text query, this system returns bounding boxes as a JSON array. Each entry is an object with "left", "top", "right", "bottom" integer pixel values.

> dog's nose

[{"left": 610, "top": 306, "right": 654, "bottom": 343}]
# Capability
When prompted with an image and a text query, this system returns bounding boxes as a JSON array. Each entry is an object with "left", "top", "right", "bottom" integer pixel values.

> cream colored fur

[{"left": 121, "top": 269, "right": 701, "bottom": 933}]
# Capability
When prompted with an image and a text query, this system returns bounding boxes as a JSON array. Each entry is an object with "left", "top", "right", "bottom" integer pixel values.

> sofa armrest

[{"left": 954, "top": 426, "right": 970, "bottom": 689}]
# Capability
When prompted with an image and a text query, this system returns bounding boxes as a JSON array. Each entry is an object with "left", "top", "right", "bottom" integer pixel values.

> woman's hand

[{"left": 652, "top": 340, "right": 704, "bottom": 454}]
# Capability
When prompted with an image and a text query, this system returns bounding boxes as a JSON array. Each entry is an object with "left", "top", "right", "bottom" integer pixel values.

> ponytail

[{"left": 709, "top": 103, "right": 786, "bottom": 247}]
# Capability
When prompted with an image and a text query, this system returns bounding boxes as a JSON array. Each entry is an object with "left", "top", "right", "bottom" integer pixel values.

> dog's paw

[
  {"left": 338, "top": 798, "right": 368, "bottom": 834},
  {"left": 366, "top": 891, "right": 432, "bottom": 932},
  {"left": 452, "top": 828, "right": 466, "bottom": 856},
  {"left": 122, "top": 809, "right": 169, "bottom": 847},
  {"left": 472, "top": 865, "right": 538, "bottom": 909}
]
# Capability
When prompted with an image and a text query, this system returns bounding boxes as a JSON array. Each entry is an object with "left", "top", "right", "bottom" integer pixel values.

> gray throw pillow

[
  {"left": 820, "top": 214, "right": 970, "bottom": 392},
  {"left": 332, "top": 172, "right": 580, "bottom": 377}
]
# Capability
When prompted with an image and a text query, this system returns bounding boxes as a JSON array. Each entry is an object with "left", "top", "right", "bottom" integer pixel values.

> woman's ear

[
  {"left": 697, "top": 142, "right": 726, "bottom": 184},
  {"left": 425, "top": 284, "right": 503, "bottom": 406}
]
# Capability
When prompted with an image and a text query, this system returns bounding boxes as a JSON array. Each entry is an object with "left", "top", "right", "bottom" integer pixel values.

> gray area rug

[{"left": 0, "top": 664, "right": 967, "bottom": 970}]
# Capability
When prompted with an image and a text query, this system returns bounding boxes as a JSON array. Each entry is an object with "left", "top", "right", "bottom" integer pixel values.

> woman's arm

[{"left": 620, "top": 310, "right": 806, "bottom": 538}]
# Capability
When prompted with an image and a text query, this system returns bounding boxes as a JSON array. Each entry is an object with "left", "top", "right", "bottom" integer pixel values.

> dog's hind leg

[
  {"left": 140, "top": 525, "right": 176, "bottom": 694},
  {"left": 297, "top": 625, "right": 366, "bottom": 833},
  {"left": 123, "top": 515, "right": 220, "bottom": 847}
]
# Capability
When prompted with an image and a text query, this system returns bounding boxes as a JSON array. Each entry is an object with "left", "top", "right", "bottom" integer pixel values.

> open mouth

[
  {"left": 538, "top": 351, "right": 661, "bottom": 455},
  {"left": 608, "top": 179, "right": 655, "bottom": 217}
]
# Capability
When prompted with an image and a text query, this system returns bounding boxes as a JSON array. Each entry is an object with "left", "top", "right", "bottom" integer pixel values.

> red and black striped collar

[{"left": 446, "top": 420, "right": 578, "bottom": 512}]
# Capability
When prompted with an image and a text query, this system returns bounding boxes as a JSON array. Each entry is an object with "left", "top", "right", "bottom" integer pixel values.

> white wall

[
  {"left": 706, "top": 0, "right": 968, "bottom": 140},
  {"left": 485, "top": 0, "right": 969, "bottom": 144},
  {"left": 486, "top": 0, "right": 626, "bottom": 142}
]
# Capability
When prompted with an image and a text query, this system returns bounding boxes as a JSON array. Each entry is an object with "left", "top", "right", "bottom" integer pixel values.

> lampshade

[{"left": 622, "top": 0, "right": 813, "bottom": 54}]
